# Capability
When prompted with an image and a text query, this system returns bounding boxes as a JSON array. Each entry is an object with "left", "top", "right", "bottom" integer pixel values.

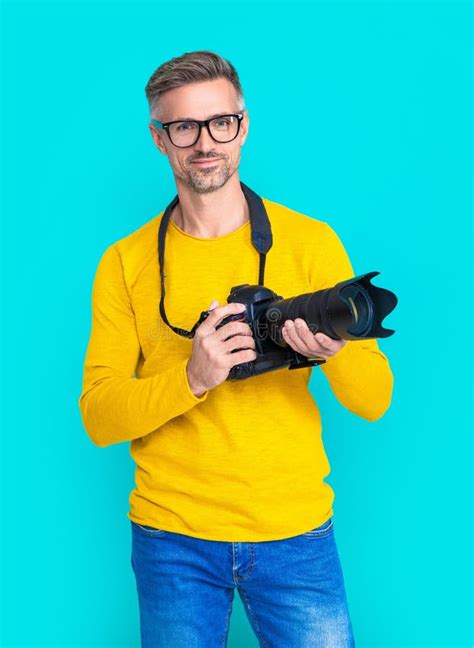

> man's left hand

[{"left": 281, "top": 318, "right": 347, "bottom": 360}]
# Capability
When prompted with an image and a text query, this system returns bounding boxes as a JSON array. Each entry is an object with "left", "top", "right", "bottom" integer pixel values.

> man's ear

[
  {"left": 149, "top": 124, "right": 168, "bottom": 156},
  {"left": 240, "top": 109, "right": 250, "bottom": 146}
]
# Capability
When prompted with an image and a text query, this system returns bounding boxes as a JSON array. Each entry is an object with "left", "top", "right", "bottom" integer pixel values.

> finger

[
  {"left": 293, "top": 319, "right": 327, "bottom": 354},
  {"left": 199, "top": 302, "right": 246, "bottom": 336},
  {"left": 283, "top": 320, "right": 315, "bottom": 356},
  {"left": 292, "top": 320, "right": 336, "bottom": 353},
  {"left": 282, "top": 321, "right": 330, "bottom": 357},
  {"left": 223, "top": 334, "right": 256, "bottom": 354},
  {"left": 227, "top": 347, "right": 257, "bottom": 367},
  {"left": 216, "top": 321, "right": 253, "bottom": 342},
  {"left": 282, "top": 330, "right": 328, "bottom": 359},
  {"left": 314, "top": 331, "right": 337, "bottom": 351},
  {"left": 281, "top": 321, "right": 312, "bottom": 356}
]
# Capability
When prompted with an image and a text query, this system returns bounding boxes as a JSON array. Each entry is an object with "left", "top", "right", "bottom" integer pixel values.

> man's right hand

[{"left": 186, "top": 300, "right": 257, "bottom": 397}]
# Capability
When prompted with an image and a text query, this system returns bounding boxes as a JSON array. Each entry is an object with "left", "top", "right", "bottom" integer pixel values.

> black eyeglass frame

[{"left": 150, "top": 112, "right": 245, "bottom": 148}]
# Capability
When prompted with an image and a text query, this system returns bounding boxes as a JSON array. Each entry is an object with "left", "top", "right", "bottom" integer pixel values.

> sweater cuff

[{"left": 181, "top": 358, "right": 209, "bottom": 403}]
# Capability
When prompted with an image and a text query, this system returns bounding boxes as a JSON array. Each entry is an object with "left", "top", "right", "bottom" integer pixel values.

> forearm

[
  {"left": 186, "top": 366, "right": 208, "bottom": 399},
  {"left": 78, "top": 357, "right": 208, "bottom": 447},
  {"left": 320, "top": 339, "right": 394, "bottom": 421}
]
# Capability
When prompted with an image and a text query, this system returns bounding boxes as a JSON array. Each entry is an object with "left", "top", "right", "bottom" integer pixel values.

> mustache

[{"left": 190, "top": 155, "right": 225, "bottom": 162}]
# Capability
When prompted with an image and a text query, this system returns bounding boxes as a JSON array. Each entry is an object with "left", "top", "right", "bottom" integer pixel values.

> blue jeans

[{"left": 130, "top": 516, "right": 356, "bottom": 647}]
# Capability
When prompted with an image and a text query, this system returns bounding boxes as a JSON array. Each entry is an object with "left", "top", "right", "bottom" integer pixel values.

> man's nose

[{"left": 193, "top": 125, "right": 216, "bottom": 151}]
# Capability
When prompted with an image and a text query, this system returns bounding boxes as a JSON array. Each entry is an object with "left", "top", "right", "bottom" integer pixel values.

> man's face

[{"left": 149, "top": 78, "right": 249, "bottom": 195}]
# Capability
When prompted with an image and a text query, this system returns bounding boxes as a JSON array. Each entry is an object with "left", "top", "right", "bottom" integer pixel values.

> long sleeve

[
  {"left": 310, "top": 222, "right": 394, "bottom": 422},
  {"left": 78, "top": 244, "right": 208, "bottom": 448}
]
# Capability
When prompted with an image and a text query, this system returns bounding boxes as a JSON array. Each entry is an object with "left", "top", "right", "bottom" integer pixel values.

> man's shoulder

[
  {"left": 262, "top": 196, "right": 330, "bottom": 238},
  {"left": 97, "top": 211, "right": 163, "bottom": 288},
  {"left": 111, "top": 211, "right": 162, "bottom": 257}
]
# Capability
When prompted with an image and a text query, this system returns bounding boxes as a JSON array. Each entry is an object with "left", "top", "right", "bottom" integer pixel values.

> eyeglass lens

[{"left": 169, "top": 115, "right": 239, "bottom": 146}]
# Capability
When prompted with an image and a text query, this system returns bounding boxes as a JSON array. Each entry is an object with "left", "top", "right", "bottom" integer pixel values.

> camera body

[
  {"left": 194, "top": 284, "right": 327, "bottom": 381},
  {"left": 191, "top": 271, "right": 398, "bottom": 382}
]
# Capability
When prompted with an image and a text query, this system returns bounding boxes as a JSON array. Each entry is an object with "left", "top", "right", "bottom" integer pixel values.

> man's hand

[
  {"left": 281, "top": 318, "right": 347, "bottom": 361},
  {"left": 186, "top": 300, "right": 257, "bottom": 397}
]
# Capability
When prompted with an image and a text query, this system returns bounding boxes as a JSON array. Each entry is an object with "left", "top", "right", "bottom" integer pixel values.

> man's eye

[
  {"left": 176, "top": 122, "right": 195, "bottom": 132},
  {"left": 213, "top": 118, "right": 232, "bottom": 129}
]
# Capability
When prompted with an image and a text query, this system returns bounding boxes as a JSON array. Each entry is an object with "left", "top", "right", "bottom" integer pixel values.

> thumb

[{"left": 208, "top": 299, "right": 219, "bottom": 311}]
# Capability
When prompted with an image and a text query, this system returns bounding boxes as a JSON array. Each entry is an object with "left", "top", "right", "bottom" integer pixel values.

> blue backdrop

[{"left": 1, "top": 1, "right": 472, "bottom": 646}]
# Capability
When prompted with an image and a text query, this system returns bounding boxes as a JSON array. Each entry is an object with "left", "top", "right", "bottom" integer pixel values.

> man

[{"left": 78, "top": 50, "right": 393, "bottom": 647}]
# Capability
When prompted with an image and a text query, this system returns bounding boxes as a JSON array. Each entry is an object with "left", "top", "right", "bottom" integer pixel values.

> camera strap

[{"left": 157, "top": 181, "right": 273, "bottom": 339}]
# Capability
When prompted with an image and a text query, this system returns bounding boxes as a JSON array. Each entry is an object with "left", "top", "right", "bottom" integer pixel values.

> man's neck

[{"left": 171, "top": 175, "right": 249, "bottom": 238}]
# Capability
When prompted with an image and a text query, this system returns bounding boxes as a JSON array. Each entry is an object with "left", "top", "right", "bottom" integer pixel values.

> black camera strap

[{"left": 157, "top": 181, "right": 273, "bottom": 339}]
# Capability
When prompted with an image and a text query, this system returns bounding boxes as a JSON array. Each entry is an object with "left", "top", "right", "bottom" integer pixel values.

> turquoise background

[{"left": 1, "top": 1, "right": 472, "bottom": 646}]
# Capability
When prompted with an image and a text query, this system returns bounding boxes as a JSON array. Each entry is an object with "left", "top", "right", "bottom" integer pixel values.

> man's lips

[{"left": 191, "top": 158, "right": 222, "bottom": 165}]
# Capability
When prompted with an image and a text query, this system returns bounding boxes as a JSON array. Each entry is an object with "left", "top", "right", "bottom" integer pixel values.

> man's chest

[{"left": 129, "top": 239, "right": 313, "bottom": 374}]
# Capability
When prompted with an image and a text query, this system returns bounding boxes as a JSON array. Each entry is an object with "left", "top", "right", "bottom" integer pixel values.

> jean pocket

[
  {"left": 301, "top": 516, "right": 334, "bottom": 538},
  {"left": 131, "top": 521, "right": 166, "bottom": 536}
]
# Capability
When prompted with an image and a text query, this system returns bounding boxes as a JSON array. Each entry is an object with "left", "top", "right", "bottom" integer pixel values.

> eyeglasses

[{"left": 150, "top": 112, "right": 244, "bottom": 148}]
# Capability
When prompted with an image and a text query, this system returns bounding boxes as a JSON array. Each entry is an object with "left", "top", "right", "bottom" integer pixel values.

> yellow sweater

[{"left": 78, "top": 194, "right": 394, "bottom": 541}]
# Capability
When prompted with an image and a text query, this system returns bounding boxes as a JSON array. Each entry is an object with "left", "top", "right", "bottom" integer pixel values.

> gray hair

[{"left": 145, "top": 50, "right": 245, "bottom": 120}]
